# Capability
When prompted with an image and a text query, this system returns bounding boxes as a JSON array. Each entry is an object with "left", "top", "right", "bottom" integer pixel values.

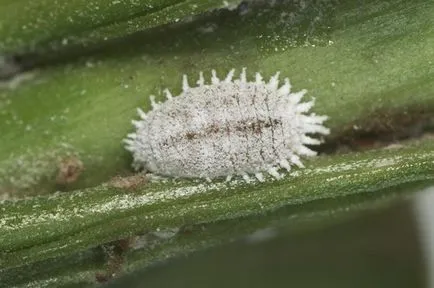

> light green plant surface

[
  {"left": 0, "top": 0, "right": 434, "bottom": 287},
  {"left": 1, "top": 0, "right": 433, "bottom": 197},
  {"left": 0, "top": 0, "right": 242, "bottom": 52},
  {"left": 1, "top": 181, "right": 431, "bottom": 288},
  {"left": 1, "top": 139, "right": 434, "bottom": 275}
]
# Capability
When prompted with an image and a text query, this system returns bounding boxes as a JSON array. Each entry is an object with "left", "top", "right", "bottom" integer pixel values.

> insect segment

[{"left": 124, "top": 68, "right": 330, "bottom": 183}]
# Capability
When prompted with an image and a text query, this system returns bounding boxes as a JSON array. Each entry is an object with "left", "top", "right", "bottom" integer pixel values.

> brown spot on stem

[
  {"left": 107, "top": 173, "right": 148, "bottom": 190},
  {"left": 55, "top": 156, "right": 84, "bottom": 185},
  {"left": 95, "top": 237, "right": 134, "bottom": 283}
]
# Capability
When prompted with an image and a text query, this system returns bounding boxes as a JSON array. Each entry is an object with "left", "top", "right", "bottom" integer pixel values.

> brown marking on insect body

[
  {"left": 209, "top": 123, "right": 220, "bottom": 133},
  {"left": 180, "top": 119, "right": 282, "bottom": 140},
  {"left": 234, "top": 119, "right": 281, "bottom": 135},
  {"left": 185, "top": 132, "right": 197, "bottom": 140},
  {"left": 55, "top": 156, "right": 84, "bottom": 185}
]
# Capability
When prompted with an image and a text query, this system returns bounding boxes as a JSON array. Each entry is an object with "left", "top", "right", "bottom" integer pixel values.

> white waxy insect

[{"left": 124, "top": 68, "right": 330, "bottom": 183}]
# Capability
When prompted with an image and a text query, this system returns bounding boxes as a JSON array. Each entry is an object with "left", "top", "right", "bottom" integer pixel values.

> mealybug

[{"left": 124, "top": 68, "right": 329, "bottom": 183}]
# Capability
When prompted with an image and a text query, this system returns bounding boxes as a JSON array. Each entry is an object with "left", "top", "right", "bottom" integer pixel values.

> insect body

[{"left": 124, "top": 68, "right": 329, "bottom": 182}]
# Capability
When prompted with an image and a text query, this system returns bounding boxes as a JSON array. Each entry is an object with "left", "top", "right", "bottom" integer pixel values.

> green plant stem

[
  {"left": 0, "top": 0, "right": 241, "bottom": 52},
  {"left": 3, "top": 180, "right": 427, "bottom": 288},
  {"left": 1, "top": 0, "right": 433, "bottom": 197},
  {"left": 1, "top": 138, "right": 433, "bottom": 269}
]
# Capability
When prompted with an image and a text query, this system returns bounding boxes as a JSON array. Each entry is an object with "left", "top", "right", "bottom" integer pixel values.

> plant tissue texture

[{"left": 124, "top": 68, "right": 329, "bottom": 182}]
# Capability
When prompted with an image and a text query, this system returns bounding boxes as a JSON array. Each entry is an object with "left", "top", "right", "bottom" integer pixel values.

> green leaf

[
  {"left": 1, "top": 138, "right": 433, "bottom": 270},
  {"left": 106, "top": 195, "right": 426, "bottom": 288},
  {"left": 0, "top": 0, "right": 242, "bottom": 52},
  {"left": 1, "top": 0, "right": 433, "bottom": 197},
  {"left": 2, "top": 180, "right": 429, "bottom": 287}
]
